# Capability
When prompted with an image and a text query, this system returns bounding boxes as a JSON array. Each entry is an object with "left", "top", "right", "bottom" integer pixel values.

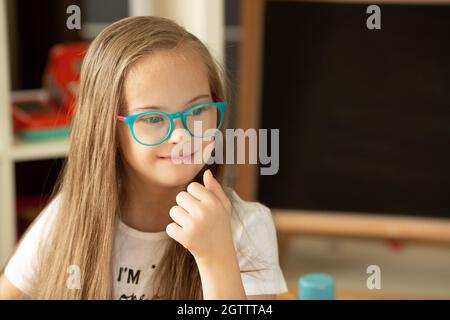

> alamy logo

[
  {"left": 170, "top": 125, "right": 280, "bottom": 176},
  {"left": 66, "top": 5, "right": 81, "bottom": 30},
  {"left": 366, "top": 265, "right": 381, "bottom": 290},
  {"left": 66, "top": 265, "right": 81, "bottom": 290},
  {"left": 366, "top": 5, "right": 381, "bottom": 30}
]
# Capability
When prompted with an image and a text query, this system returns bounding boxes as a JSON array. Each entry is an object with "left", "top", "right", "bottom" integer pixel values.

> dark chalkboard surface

[{"left": 258, "top": 2, "right": 450, "bottom": 218}]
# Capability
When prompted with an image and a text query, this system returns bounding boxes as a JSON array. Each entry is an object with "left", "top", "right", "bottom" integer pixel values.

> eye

[
  {"left": 141, "top": 115, "right": 164, "bottom": 124},
  {"left": 192, "top": 106, "right": 207, "bottom": 116}
]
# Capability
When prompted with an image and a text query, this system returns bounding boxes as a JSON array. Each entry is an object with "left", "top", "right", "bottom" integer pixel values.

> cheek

[{"left": 118, "top": 126, "right": 160, "bottom": 166}]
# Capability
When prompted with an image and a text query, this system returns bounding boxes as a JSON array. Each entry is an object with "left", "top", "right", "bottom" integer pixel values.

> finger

[
  {"left": 169, "top": 205, "right": 193, "bottom": 228},
  {"left": 187, "top": 182, "right": 215, "bottom": 204},
  {"left": 203, "top": 169, "right": 230, "bottom": 208},
  {"left": 175, "top": 191, "right": 202, "bottom": 215},
  {"left": 166, "top": 222, "right": 186, "bottom": 244}
]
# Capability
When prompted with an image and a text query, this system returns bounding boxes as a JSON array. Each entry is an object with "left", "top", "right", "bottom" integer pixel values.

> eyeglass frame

[{"left": 115, "top": 97, "right": 227, "bottom": 146}]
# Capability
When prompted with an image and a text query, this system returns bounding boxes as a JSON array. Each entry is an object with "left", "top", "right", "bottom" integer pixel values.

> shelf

[
  {"left": 273, "top": 209, "right": 450, "bottom": 244},
  {"left": 11, "top": 136, "right": 69, "bottom": 162}
]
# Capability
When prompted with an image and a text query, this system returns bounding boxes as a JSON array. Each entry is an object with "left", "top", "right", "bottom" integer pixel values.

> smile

[{"left": 158, "top": 149, "right": 200, "bottom": 162}]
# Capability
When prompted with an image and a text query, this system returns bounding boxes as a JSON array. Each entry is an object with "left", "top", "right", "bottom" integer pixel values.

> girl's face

[{"left": 118, "top": 48, "right": 215, "bottom": 188}]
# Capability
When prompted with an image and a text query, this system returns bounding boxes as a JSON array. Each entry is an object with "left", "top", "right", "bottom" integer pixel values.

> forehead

[{"left": 124, "top": 48, "right": 210, "bottom": 110}]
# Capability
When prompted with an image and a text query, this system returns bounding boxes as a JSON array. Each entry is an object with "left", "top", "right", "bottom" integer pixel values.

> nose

[{"left": 169, "top": 118, "right": 190, "bottom": 144}]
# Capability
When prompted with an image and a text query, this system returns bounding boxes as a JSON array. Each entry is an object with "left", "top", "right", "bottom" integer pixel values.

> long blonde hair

[{"left": 35, "top": 16, "right": 229, "bottom": 299}]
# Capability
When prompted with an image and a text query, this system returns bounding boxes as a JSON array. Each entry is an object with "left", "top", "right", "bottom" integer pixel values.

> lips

[{"left": 158, "top": 149, "right": 200, "bottom": 162}]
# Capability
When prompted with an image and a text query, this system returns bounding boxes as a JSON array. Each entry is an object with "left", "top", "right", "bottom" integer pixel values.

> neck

[{"left": 120, "top": 172, "right": 186, "bottom": 233}]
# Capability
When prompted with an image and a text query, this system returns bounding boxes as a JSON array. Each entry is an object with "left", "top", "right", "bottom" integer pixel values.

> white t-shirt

[{"left": 4, "top": 188, "right": 288, "bottom": 299}]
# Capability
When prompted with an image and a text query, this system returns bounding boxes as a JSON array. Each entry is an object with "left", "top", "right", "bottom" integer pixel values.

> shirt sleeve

[
  {"left": 229, "top": 190, "right": 289, "bottom": 296},
  {"left": 3, "top": 194, "right": 61, "bottom": 297}
]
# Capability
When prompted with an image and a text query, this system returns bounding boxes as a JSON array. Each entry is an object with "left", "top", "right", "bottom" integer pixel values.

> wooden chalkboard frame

[{"left": 235, "top": 0, "right": 450, "bottom": 248}]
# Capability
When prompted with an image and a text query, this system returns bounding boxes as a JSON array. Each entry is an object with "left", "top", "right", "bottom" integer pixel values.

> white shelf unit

[
  {"left": 0, "top": 0, "right": 15, "bottom": 268},
  {"left": 0, "top": 0, "right": 70, "bottom": 267}
]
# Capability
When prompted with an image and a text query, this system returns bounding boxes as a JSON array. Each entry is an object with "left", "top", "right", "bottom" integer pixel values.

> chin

[{"left": 152, "top": 163, "right": 203, "bottom": 188}]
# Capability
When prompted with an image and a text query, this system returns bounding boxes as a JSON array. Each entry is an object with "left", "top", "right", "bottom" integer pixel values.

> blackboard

[{"left": 258, "top": 2, "right": 450, "bottom": 218}]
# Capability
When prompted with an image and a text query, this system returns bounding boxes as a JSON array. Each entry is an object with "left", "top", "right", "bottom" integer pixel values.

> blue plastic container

[{"left": 299, "top": 273, "right": 336, "bottom": 300}]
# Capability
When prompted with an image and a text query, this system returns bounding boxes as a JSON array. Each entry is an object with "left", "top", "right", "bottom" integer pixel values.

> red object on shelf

[
  {"left": 43, "top": 42, "right": 90, "bottom": 117},
  {"left": 11, "top": 42, "right": 90, "bottom": 137},
  {"left": 12, "top": 98, "right": 70, "bottom": 132}
]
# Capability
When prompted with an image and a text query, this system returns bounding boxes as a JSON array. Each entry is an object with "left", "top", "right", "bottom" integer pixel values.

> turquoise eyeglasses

[{"left": 116, "top": 98, "right": 227, "bottom": 146}]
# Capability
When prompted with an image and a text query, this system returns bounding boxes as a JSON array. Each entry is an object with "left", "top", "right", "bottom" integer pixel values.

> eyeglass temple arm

[{"left": 116, "top": 115, "right": 126, "bottom": 122}]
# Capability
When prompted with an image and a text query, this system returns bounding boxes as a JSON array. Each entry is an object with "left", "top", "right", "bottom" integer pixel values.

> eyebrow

[{"left": 131, "top": 94, "right": 211, "bottom": 112}]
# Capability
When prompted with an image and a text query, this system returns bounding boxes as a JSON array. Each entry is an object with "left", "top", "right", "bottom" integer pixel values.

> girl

[{"left": 0, "top": 16, "right": 287, "bottom": 300}]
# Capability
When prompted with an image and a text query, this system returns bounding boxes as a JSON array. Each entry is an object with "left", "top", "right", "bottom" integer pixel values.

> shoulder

[
  {"left": 13, "top": 192, "right": 62, "bottom": 255},
  {"left": 3, "top": 193, "right": 62, "bottom": 296},
  {"left": 224, "top": 187, "right": 272, "bottom": 222},
  {"left": 224, "top": 187, "right": 277, "bottom": 259},
  {"left": 224, "top": 187, "right": 274, "bottom": 229},
  {"left": 224, "top": 188, "right": 289, "bottom": 295}
]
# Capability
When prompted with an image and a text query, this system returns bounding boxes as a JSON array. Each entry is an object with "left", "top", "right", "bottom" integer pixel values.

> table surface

[{"left": 276, "top": 283, "right": 441, "bottom": 300}]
